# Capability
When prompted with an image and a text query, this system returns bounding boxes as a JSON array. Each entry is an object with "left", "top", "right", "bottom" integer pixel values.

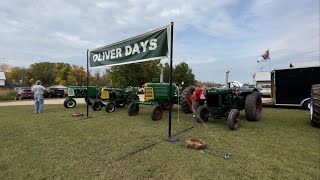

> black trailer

[{"left": 271, "top": 66, "right": 320, "bottom": 109}]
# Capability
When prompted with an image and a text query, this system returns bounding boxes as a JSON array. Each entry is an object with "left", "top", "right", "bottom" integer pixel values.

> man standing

[
  {"left": 191, "top": 85, "right": 207, "bottom": 118},
  {"left": 31, "top": 80, "right": 45, "bottom": 114}
]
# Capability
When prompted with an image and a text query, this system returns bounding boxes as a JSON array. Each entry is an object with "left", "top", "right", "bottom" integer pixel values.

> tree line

[{"left": 0, "top": 60, "right": 198, "bottom": 87}]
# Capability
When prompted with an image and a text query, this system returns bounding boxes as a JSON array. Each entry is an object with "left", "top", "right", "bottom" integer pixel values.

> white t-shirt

[{"left": 32, "top": 85, "right": 45, "bottom": 95}]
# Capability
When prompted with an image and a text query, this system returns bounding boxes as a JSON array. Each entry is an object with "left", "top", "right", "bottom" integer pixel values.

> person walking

[{"left": 31, "top": 80, "right": 45, "bottom": 114}]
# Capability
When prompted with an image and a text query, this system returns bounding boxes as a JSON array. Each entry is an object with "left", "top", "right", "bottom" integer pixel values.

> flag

[{"left": 257, "top": 50, "right": 270, "bottom": 63}]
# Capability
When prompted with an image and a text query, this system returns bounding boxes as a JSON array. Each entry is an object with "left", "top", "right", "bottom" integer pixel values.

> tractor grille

[
  {"left": 206, "top": 94, "right": 220, "bottom": 108},
  {"left": 101, "top": 89, "right": 109, "bottom": 99},
  {"left": 68, "top": 88, "right": 74, "bottom": 96},
  {"left": 144, "top": 87, "right": 154, "bottom": 101}
]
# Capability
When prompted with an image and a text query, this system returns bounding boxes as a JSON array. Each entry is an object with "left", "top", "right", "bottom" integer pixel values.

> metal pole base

[{"left": 165, "top": 136, "right": 178, "bottom": 142}]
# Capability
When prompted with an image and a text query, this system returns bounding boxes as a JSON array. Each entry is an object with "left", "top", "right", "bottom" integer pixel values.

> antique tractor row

[
  {"left": 91, "top": 87, "right": 139, "bottom": 112},
  {"left": 127, "top": 81, "right": 262, "bottom": 130},
  {"left": 180, "top": 84, "right": 262, "bottom": 130},
  {"left": 64, "top": 79, "right": 262, "bottom": 130},
  {"left": 63, "top": 86, "right": 139, "bottom": 113}
]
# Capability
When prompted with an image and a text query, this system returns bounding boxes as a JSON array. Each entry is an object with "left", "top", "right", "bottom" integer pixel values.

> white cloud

[{"left": 0, "top": 0, "right": 318, "bottom": 82}]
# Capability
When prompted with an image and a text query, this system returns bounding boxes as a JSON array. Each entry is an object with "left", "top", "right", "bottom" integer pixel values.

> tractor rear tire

[
  {"left": 228, "top": 109, "right": 241, "bottom": 130},
  {"left": 180, "top": 86, "right": 196, "bottom": 113},
  {"left": 311, "top": 84, "right": 320, "bottom": 127},
  {"left": 151, "top": 104, "right": 163, "bottom": 121},
  {"left": 105, "top": 102, "right": 116, "bottom": 113},
  {"left": 126, "top": 92, "right": 140, "bottom": 106},
  {"left": 92, "top": 102, "right": 103, "bottom": 111},
  {"left": 245, "top": 92, "right": 262, "bottom": 121},
  {"left": 128, "top": 102, "right": 139, "bottom": 116},
  {"left": 196, "top": 105, "right": 209, "bottom": 123},
  {"left": 64, "top": 99, "right": 76, "bottom": 108}
]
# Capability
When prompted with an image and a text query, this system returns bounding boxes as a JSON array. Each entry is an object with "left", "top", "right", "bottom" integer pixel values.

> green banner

[{"left": 89, "top": 26, "right": 170, "bottom": 68}]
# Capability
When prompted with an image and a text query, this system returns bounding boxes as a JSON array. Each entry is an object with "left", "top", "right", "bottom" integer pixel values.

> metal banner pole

[
  {"left": 86, "top": 49, "right": 91, "bottom": 118},
  {"left": 166, "top": 22, "right": 177, "bottom": 142}
]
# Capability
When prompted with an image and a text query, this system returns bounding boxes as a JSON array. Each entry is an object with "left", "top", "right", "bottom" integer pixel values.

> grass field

[{"left": 0, "top": 104, "right": 319, "bottom": 179}]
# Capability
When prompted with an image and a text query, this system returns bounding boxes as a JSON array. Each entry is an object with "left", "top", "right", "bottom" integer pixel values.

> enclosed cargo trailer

[{"left": 271, "top": 66, "right": 320, "bottom": 109}]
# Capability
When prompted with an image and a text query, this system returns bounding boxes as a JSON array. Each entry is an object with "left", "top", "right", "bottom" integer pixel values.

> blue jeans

[{"left": 34, "top": 94, "right": 44, "bottom": 113}]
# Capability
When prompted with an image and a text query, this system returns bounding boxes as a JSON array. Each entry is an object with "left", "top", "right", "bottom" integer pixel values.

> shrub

[{"left": 0, "top": 90, "right": 17, "bottom": 101}]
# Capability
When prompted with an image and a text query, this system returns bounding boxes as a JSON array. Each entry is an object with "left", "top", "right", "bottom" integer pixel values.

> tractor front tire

[
  {"left": 128, "top": 102, "right": 139, "bottom": 116},
  {"left": 92, "top": 102, "right": 103, "bottom": 111},
  {"left": 151, "top": 104, "right": 163, "bottom": 121},
  {"left": 311, "top": 84, "right": 320, "bottom": 127},
  {"left": 105, "top": 102, "right": 116, "bottom": 113},
  {"left": 196, "top": 105, "right": 209, "bottom": 123},
  {"left": 228, "top": 109, "right": 241, "bottom": 130},
  {"left": 64, "top": 99, "right": 76, "bottom": 108},
  {"left": 180, "top": 86, "right": 196, "bottom": 113},
  {"left": 245, "top": 92, "right": 262, "bottom": 121}
]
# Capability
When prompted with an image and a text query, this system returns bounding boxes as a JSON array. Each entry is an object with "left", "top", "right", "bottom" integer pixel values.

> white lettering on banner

[
  {"left": 125, "top": 45, "right": 132, "bottom": 56},
  {"left": 149, "top": 38, "right": 157, "bottom": 50},
  {"left": 93, "top": 54, "right": 98, "bottom": 62},
  {"left": 110, "top": 49, "right": 116, "bottom": 59},
  {"left": 92, "top": 38, "right": 159, "bottom": 63},
  {"left": 104, "top": 51, "right": 110, "bottom": 60},
  {"left": 116, "top": 48, "right": 122, "bottom": 58},
  {"left": 140, "top": 40, "right": 149, "bottom": 52},
  {"left": 132, "top": 43, "right": 141, "bottom": 55},
  {"left": 98, "top": 53, "right": 103, "bottom": 61}
]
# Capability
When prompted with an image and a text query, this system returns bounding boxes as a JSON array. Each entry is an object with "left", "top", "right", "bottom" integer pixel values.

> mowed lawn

[{"left": 0, "top": 104, "right": 319, "bottom": 179}]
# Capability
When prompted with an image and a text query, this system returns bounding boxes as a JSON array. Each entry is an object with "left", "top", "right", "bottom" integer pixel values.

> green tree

[
  {"left": 162, "top": 62, "right": 172, "bottom": 83},
  {"left": 29, "top": 62, "right": 58, "bottom": 86},
  {"left": 107, "top": 60, "right": 161, "bottom": 87},
  {"left": 173, "top": 62, "right": 195, "bottom": 86},
  {"left": 67, "top": 65, "right": 87, "bottom": 86},
  {"left": 6, "top": 67, "right": 31, "bottom": 85},
  {"left": 55, "top": 63, "right": 71, "bottom": 86}
]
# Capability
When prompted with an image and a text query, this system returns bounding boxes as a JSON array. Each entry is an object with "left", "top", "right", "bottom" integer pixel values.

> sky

[{"left": 0, "top": 0, "right": 319, "bottom": 83}]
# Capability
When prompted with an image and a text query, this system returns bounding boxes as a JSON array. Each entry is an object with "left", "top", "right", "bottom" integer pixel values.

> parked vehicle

[
  {"left": 127, "top": 83, "right": 180, "bottom": 121},
  {"left": 271, "top": 66, "right": 320, "bottom": 109},
  {"left": 259, "top": 84, "right": 271, "bottom": 97},
  {"left": 15, "top": 89, "right": 33, "bottom": 100},
  {"left": 46, "top": 88, "right": 65, "bottom": 98},
  {"left": 180, "top": 72, "right": 261, "bottom": 130},
  {"left": 92, "top": 87, "right": 139, "bottom": 112},
  {"left": 63, "top": 86, "right": 100, "bottom": 108}
]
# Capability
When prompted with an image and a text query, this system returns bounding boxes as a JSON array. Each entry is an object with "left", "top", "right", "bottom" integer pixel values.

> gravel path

[{"left": 0, "top": 95, "right": 145, "bottom": 107}]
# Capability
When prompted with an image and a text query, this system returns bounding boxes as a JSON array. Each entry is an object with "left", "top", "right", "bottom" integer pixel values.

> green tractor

[
  {"left": 63, "top": 86, "right": 100, "bottom": 108},
  {"left": 180, "top": 73, "right": 262, "bottom": 130},
  {"left": 91, "top": 87, "right": 140, "bottom": 113},
  {"left": 127, "top": 83, "right": 179, "bottom": 121}
]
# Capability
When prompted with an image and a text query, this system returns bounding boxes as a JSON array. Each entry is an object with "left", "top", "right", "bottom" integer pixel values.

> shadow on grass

[{"left": 48, "top": 115, "right": 107, "bottom": 126}]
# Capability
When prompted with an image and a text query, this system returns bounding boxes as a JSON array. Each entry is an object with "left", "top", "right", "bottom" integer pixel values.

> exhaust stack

[{"left": 225, "top": 71, "right": 230, "bottom": 89}]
